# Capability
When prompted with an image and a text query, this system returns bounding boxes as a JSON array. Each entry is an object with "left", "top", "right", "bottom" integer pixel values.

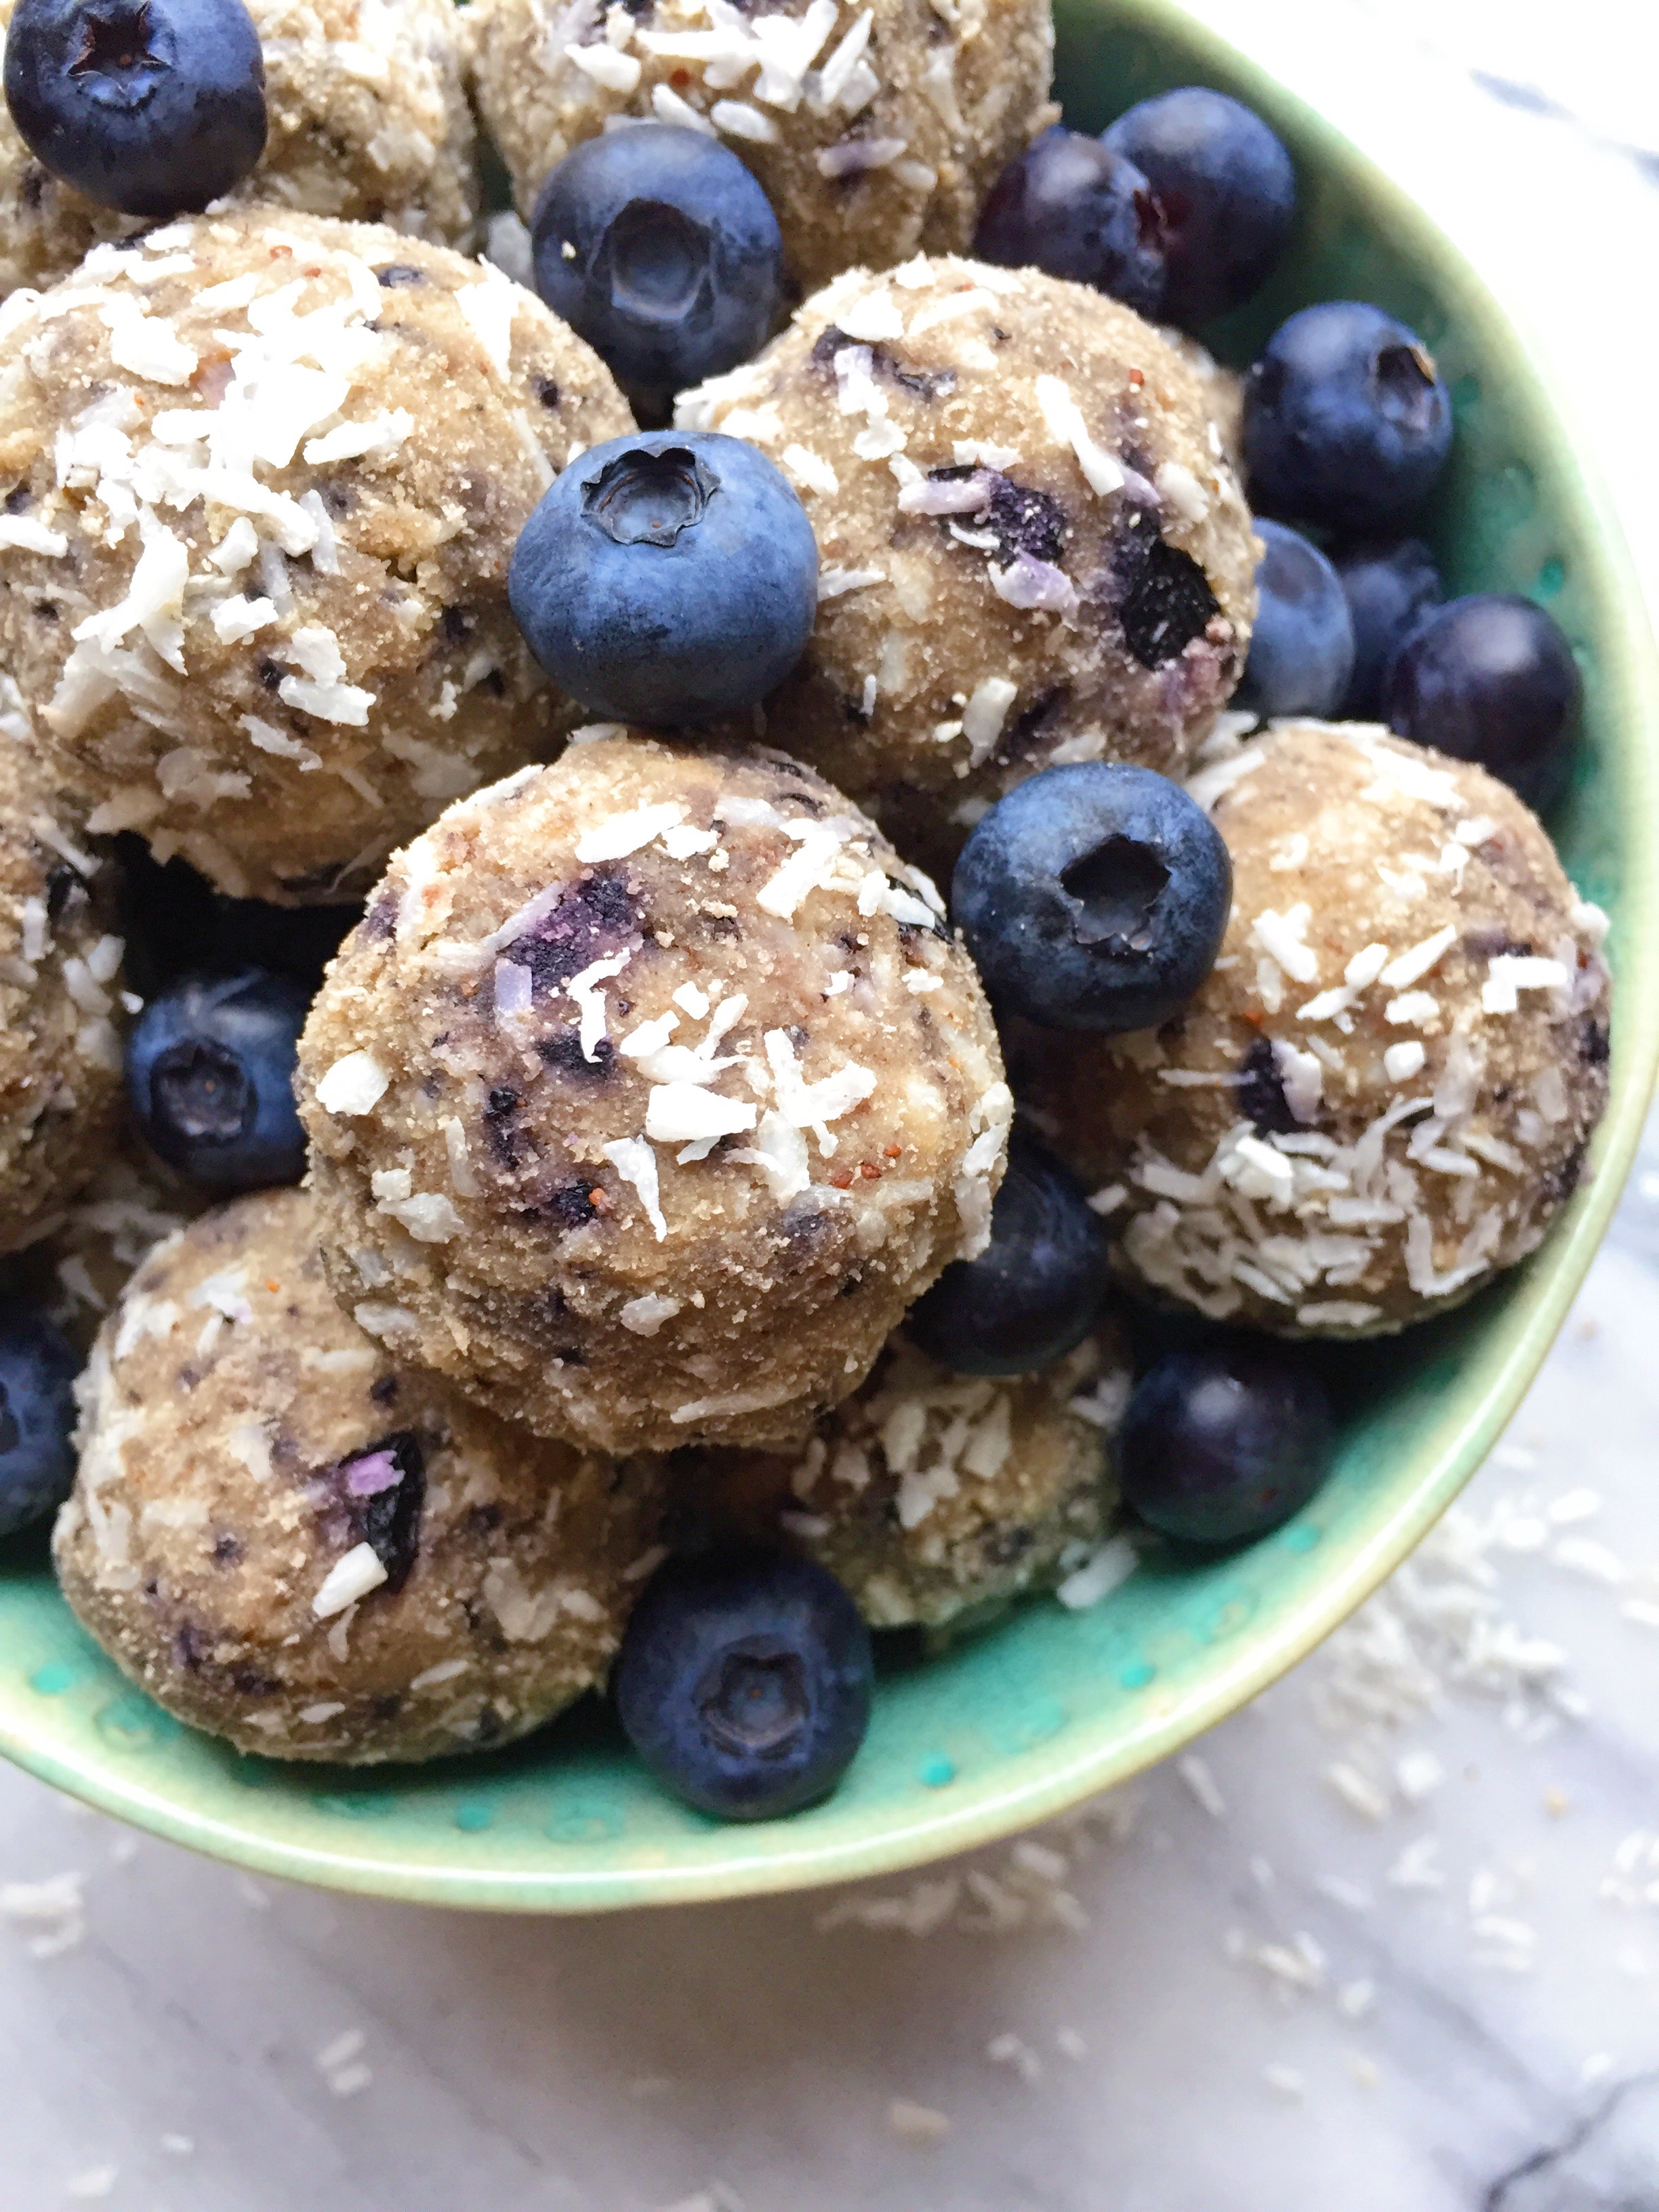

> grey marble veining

[{"left": 4, "top": 10, "right": 1659, "bottom": 2209}]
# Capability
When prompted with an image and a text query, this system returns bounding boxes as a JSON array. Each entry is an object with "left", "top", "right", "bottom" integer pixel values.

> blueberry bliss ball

[
  {"left": 678, "top": 253, "right": 1258, "bottom": 880},
  {"left": 470, "top": 0, "right": 1059, "bottom": 296},
  {"left": 0, "top": 729, "right": 129, "bottom": 1254},
  {"left": 683, "top": 1319, "right": 1129, "bottom": 1628},
  {"left": 298, "top": 733, "right": 1010, "bottom": 1455},
  {"left": 1025, "top": 720, "right": 1610, "bottom": 1335},
  {"left": 0, "top": 208, "right": 631, "bottom": 904},
  {"left": 0, "top": 0, "right": 480, "bottom": 302},
  {"left": 56, "top": 1187, "right": 671, "bottom": 1761}
]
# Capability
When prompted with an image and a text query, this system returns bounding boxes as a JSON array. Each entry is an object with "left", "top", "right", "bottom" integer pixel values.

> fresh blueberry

[
  {"left": 1383, "top": 592, "right": 1580, "bottom": 814},
  {"left": 614, "top": 1549, "right": 873, "bottom": 1822},
  {"left": 951, "top": 762, "right": 1231, "bottom": 1033},
  {"left": 125, "top": 968, "right": 308, "bottom": 1190},
  {"left": 0, "top": 1305, "right": 78, "bottom": 1539},
  {"left": 975, "top": 127, "right": 1166, "bottom": 316},
  {"left": 1118, "top": 1340, "right": 1333, "bottom": 1547},
  {"left": 1102, "top": 87, "right": 1295, "bottom": 329},
  {"left": 907, "top": 1130, "right": 1110, "bottom": 1376},
  {"left": 531, "top": 123, "right": 785, "bottom": 423},
  {"left": 1332, "top": 536, "right": 1443, "bottom": 720},
  {"left": 4, "top": 0, "right": 265, "bottom": 218},
  {"left": 1243, "top": 302, "right": 1453, "bottom": 532},
  {"left": 509, "top": 428, "right": 817, "bottom": 725},
  {"left": 1236, "top": 518, "right": 1355, "bottom": 719}
]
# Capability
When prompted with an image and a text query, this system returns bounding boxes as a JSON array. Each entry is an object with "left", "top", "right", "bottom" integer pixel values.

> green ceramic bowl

[{"left": 3, "top": 0, "right": 1656, "bottom": 1912}]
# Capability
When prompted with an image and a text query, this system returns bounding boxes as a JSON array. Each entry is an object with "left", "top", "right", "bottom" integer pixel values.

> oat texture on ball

[
  {"left": 0, "top": 713, "right": 127, "bottom": 1254},
  {"left": 55, "top": 1189, "right": 670, "bottom": 1763},
  {"left": 684, "top": 1324, "right": 1128, "bottom": 1628},
  {"left": 1023, "top": 721, "right": 1612, "bottom": 1335},
  {"left": 0, "top": 209, "right": 632, "bottom": 903},
  {"left": 678, "top": 257, "right": 1257, "bottom": 876},
  {"left": 298, "top": 733, "right": 1011, "bottom": 1454},
  {"left": 0, "top": 0, "right": 480, "bottom": 302},
  {"left": 469, "top": 0, "right": 1055, "bottom": 295}
]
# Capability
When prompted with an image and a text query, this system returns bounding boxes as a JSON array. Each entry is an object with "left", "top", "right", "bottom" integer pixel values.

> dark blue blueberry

[
  {"left": 1118, "top": 1340, "right": 1333, "bottom": 1547},
  {"left": 509, "top": 428, "right": 817, "bottom": 725},
  {"left": 531, "top": 123, "right": 784, "bottom": 423},
  {"left": 906, "top": 1130, "right": 1109, "bottom": 1376},
  {"left": 1243, "top": 302, "right": 1452, "bottom": 532},
  {"left": 0, "top": 1305, "right": 78, "bottom": 1538},
  {"left": 1332, "top": 536, "right": 1443, "bottom": 720},
  {"left": 1236, "top": 518, "right": 1355, "bottom": 719},
  {"left": 1383, "top": 592, "right": 1580, "bottom": 814},
  {"left": 125, "top": 968, "right": 307, "bottom": 1190},
  {"left": 951, "top": 762, "right": 1231, "bottom": 1034},
  {"left": 613, "top": 1549, "right": 872, "bottom": 1822},
  {"left": 1102, "top": 86, "right": 1295, "bottom": 329},
  {"left": 974, "top": 126, "right": 1167, "bottom": 317},
  {"left": 4, "top": 0, "right": 265, "bottom": 218}
]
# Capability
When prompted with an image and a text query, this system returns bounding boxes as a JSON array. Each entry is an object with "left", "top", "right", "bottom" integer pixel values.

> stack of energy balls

[{"left": 0, "top": 0, "right": 1607, "bottom": 1820}]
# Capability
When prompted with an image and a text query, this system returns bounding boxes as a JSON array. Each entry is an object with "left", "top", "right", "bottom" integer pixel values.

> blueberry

[
  {"left": 1236, "top": 518, "right": 1355, "bottom": 719},
  {"left": 509, "top": 429, "right": 817, "bottom": 726},
  {"left": 1118, "top": 1340, "right": 1333, "bottom": 1547},
  {"left": 1332, "top": 536, "right": 1443, "bottom": 720},
  {"left": 1383, "top": 593, "right": 1580, "bottom": 814},
  {"left": 907, "top": 1130, "right": 1109, "bottom": 1376},
  {"left": 951, "top": 762, "right": 1231, "bottom": 1033},
  {"left": 1102, "top": 87, "right": 1295, "bottom": 329},
  {"left": 1243, "top": 302, "right": 1452, "bottom": 532},
  {"left": 5, "top": 0, "right": 265, "bottom": 219},
  {"left": 613, "top": 1549, "right": 872, "bottom": 1821},
  {"left": 974, "top": 127, "right": 1167, "bottom": 316},
  {"left": 125, "top": 968, "right": 308, "bottom": 1189},
  {"left": 0, "top": 1305, "right": 77, "bottom": 1538},
  {"left": 531, "top": 123, "right": 784, "bottom": 423}
]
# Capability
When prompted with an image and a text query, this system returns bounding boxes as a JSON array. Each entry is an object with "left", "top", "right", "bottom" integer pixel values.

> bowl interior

[{"left": 1, "top": 0, "right": 1655, "bottom": 1911}]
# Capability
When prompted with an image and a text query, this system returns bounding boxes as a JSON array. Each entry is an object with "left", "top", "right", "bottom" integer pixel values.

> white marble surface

[{"left": 6, "top": 9, "right": 1659, "bottom": 2208}]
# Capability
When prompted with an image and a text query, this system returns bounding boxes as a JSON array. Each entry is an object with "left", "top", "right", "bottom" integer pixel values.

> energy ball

[
  {"left": 0, "top": 714, "right": 127, "bottom": 1254},
  {"left": 468, "top": 0, "right": 1056, "bottom": 296},
  {"left": 1025, "top": 720, "right": 1612, "bottom": 1335},
  {"left": 298, "top": 733, "right": 1010, "bottom": 1454},
  {"left": 678, "top": 256, "right": 1256, "bottom": 875},
  {"left": 0, "top": 209, "right": 632, "bottom": 903},
  {"left": 685, "top": 1325, "right": 1128, "bottom": 1629},
  {"left": 19, "top": 1136, "right": 209, "bottom": 1355},
  {"left": 55, "top": 1188, "right": 670, "bottom": 1763},
  {"left": 0, "top": 0, "right": 480, "bottom": 301}
]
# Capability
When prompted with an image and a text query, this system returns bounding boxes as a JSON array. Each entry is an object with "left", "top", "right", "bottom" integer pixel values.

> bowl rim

[{"left": 5, "top": 0, "right": 1658, "bottom": 1913}]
